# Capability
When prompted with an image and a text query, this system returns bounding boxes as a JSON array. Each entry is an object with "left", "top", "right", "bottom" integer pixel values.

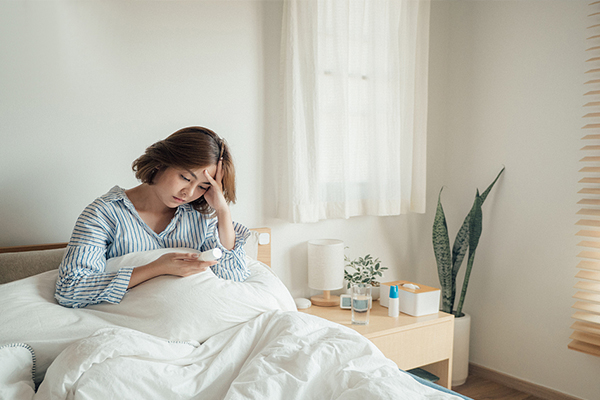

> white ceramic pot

[{"left": 452, "top": 313, "right": 471, "bottom": 387}]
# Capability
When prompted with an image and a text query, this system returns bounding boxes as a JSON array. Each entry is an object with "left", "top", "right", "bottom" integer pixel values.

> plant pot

[
  {"left": 371, "top": 286, "right": 380, "bottom": 301},
  {"left": 452, "top": 313, "right": 471, "bottom": 387}
]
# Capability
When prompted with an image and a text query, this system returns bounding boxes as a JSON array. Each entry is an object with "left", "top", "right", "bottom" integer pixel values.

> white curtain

[{"left": 277, "top": 0, "right": 430, "bottom": 223}]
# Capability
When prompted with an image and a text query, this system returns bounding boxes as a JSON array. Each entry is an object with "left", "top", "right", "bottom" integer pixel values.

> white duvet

[{"left": 0, "top": 249, "right": 463, "bottom": 400}]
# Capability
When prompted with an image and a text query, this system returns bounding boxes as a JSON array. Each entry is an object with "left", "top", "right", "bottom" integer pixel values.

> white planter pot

[
  {"left": 371, "top": 286, "right": 380, "bottom": 301},
  {"left": 452, "top": 313, "right": 471, "bottom": 387}
]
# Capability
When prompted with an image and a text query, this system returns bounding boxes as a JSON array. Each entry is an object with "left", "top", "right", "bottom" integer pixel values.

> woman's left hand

[
  {"left": 203, "top": 158, "right": 228, "bottom": 212},
  {"left": 203, "top": 157, "right": 235, "bottom": 250}
]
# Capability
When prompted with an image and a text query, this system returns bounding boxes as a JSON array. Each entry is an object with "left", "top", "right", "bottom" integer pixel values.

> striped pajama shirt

[{"left": 54, "top": 186, "right": 250, "bottom": 308}]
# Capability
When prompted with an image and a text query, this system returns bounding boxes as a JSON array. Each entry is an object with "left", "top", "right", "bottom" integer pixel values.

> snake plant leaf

[
  {"left": 455, "top": 190, "right": 483, "bottom": 318},
  {"left": 450, "top": 213, "right": 470, "bottom": 309},
  {"left": 480, "top": 167, "right": 505, "bottom": 203},
  {"left": 449, "top": 167, "right": 505, "bottom": 309},
  {"left": 451, "top": 217, "right": 470, "bottom": 277},
  {"left": 433, "top": 187, "right": 453, "bottom": 313},
  {"left": 433, "top": 167, "right": 503, "bottom": 315},
  {"left": 452, "top": 167, "right": 504, "bottom": 269}
]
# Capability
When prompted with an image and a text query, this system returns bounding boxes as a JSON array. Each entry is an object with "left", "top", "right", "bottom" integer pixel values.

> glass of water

[{"left": 351, "top": 283, "right": 372, "bottom": 325}]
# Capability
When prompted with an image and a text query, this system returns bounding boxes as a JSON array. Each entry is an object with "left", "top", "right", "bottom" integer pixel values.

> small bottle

[
  {"left": 388, "top": 285, "right": 399, "bottom": 317},
  {"left": 197, "top": 248, "right": 223, "bottom": 261}
]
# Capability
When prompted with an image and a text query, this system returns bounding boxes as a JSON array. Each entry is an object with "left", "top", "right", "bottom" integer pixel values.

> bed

[{"left": 0, "top": 228, "right": 471, "bottom": 399}]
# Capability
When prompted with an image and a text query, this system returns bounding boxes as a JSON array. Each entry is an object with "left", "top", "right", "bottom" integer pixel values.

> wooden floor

[{"left": 451, "top": 374, "right": 545, "bottom": 400}]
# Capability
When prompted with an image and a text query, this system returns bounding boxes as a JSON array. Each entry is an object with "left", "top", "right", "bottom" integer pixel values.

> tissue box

[{"left": 380, "top": 280, "right": 440, "bottom": 317}]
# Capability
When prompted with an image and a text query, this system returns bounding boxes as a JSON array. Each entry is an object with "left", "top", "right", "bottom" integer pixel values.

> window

[{"left": 277, "top": 0, "right": 431, "bottom": 223}]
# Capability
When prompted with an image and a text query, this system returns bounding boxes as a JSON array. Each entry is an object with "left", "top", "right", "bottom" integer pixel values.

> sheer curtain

[{"left": 277, "top": 0, "right": 430, "bottom": 223}]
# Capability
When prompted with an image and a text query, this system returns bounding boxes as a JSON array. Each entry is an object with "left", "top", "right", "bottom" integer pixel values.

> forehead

[{"left": 177, "top": 165, "right": 217, "bottom": 178}]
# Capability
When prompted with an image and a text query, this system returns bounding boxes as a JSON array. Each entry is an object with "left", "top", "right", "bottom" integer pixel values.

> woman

[{"left": 55, "top": 127, "right": 250, "bottom": 308}]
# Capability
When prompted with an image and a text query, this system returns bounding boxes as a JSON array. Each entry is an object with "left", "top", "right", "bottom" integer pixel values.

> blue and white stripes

[{"left": 55, "top": 186, "right": 250, "bottom": 308}]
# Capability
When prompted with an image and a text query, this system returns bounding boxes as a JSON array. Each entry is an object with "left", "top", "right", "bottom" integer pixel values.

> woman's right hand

[
  {"left": 128, "top": 252, "right": 216, "bottom": 288},
  {"left": 150, "top": 252, "right": 217, "bottom": 277}
]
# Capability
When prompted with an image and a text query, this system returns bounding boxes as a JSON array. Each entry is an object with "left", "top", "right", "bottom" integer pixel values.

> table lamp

[{"left": 308, "top": 239, "right": 344, "bottom": 306}]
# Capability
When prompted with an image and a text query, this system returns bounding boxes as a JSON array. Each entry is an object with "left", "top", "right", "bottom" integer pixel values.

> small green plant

[
  {"left": 344, "top": 253, "right": 388, "bottom": 289},
  {"left": 433, "top": 167, "right": 504, "bottom": 317}
]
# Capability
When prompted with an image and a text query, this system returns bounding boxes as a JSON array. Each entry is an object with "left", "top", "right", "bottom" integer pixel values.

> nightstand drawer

[
  {"left": 300, "top": 303, "right": 455, "bottom": 388},
  {"left": 368, "top": 318, "right": 454, "bottom": 370}
]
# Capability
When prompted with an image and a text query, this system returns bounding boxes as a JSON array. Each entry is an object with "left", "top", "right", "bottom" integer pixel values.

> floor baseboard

[{"left": 468, "top": 363, "right": 582, "bottom": 400}]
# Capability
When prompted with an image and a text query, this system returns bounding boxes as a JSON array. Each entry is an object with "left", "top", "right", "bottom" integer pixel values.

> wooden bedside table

[{"left": 300, "top": 301, "right": 455, "bottom": 389}]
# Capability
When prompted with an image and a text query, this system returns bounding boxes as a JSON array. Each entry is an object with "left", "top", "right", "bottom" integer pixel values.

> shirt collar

[{"left": 104, "top": 186, "right": 194, "bottom": 213}]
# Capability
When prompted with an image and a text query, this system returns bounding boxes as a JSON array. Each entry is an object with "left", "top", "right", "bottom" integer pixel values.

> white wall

[
  {"left": 0, "top": 0, "right": 266, "bottom": 241},
  {"left": 423, "top": 1, "right": 599, "bottom": 399},
  {"left": 1, "top": 1, "right": 598, "bottom": 399},
  {"left": 0, "top": 0, "right": 415, "bottom": 295}
]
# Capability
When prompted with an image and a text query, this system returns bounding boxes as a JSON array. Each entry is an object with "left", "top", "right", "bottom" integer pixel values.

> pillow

[
  {"left": 0, "top": 249, "right": 295, "bottom": 384},
  {"left": 0, "top": 343, "right": 36, "bottom": 400},
  {"left": 243, "top": 230, "right": 260, "bottom": 261},
  {"left": 97, "top": 249, "right": 296, "bottom": 343}
]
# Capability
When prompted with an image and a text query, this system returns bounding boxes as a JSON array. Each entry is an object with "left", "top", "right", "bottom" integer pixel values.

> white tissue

[{"left": 402, "top": 283, "right": 420, "bottom": 290}]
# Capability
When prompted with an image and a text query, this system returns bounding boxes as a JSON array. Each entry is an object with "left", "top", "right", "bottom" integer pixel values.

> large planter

[{"left": 452, "top": 313, "right": 471, "bottom": 387}]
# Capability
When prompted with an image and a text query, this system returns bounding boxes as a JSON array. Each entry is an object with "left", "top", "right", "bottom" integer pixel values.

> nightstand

[{"left": 300, "top": 301, "right": 455, "bottom": 389}]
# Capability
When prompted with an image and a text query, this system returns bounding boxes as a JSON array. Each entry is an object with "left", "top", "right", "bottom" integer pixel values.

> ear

[{"left": 150, "top": 165, "right": 166, "bottom": 184}]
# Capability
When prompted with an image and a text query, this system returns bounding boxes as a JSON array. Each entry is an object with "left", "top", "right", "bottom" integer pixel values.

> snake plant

[{"left": 433, "top": 167, "right": 504, "bottom": 317}]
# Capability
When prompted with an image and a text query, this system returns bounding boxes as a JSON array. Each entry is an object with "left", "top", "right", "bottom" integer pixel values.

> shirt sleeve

[
  {"left": 202, "top": 219, "right": 251, "bottom": 282},
  {"left": 54, "top": 200, "right": 133, "bottom": 308}
]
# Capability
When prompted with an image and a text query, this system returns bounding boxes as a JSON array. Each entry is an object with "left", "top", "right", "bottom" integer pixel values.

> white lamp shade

[{"left": 308, "top": 239, "right": 344, "bottom": 291}]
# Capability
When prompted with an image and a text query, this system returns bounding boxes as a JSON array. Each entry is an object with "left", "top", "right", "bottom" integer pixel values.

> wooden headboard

[
  {"left": 0, "top": 227, "right": 271, "bottom": 284},
  {"left": 250, "top": 227, "right": 271, "bottom": 267},
  {"left": 0, "top": 243, "right": 68, "bottom": 254}
]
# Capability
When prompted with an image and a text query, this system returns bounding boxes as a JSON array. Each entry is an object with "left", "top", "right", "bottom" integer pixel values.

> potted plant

[
  {"left": 344, "top": 254, "right": 388, "bottom": 300},
  {"left": 432, "top": 167, "right": 504, "bottom": 386}
]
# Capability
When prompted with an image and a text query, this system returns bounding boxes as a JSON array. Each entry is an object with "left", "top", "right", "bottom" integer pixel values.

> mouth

[{"left": 173, "top": 196, "right": 186, "bottom": 203}]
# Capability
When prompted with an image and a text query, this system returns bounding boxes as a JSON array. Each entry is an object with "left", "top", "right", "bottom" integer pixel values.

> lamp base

[{"left": 311, "top": 291, "right": 340, "bottom": 307}]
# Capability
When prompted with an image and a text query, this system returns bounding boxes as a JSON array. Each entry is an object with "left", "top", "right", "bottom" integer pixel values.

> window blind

[{"left": 570, "top": 0, "right": 600, "bottom": 357}]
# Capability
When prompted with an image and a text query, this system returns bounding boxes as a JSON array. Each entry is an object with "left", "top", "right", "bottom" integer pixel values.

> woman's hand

[
  {"left": 150, "top": 252, "right": 217, "bottom": 277},
  {"left": 202, "top": 158, "right": 236, "bottom": 250},
  {"left": 128, "top": 252, "right": 216, "bottom": 288},
  {"left": 202, "top": 158, "right": 228, "bottom": 213}
]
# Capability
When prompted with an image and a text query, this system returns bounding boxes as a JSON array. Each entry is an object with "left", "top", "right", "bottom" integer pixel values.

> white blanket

[
  {"left": 34, "top": 311, "right": 461, "bottom": 400},
  {"left": 0, "top": 253, "right": 296, "bottom": 384},
  {"left": 1, "top": 249, "right": 462, "bottom": 399}
]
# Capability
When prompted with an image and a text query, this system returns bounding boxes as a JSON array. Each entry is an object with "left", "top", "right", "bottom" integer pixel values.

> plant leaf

[
  {"left": 480, "top": 167, "right": 505, "bottom": 203},
  {"left": 450, "top": 211, "right": 470, "bottom": 310},
  {"left": 456, "top": 191, "right": 483, "bottom": 317},
  {"left": 449, "top": 166, "right": 504, "bottom": 309},
  {"left": 433, "top": 187, "right": 453, "bottom": 313}
]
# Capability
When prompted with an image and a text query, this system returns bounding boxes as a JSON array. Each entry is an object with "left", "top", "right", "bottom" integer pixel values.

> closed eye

[{"left": 180, "top": 174, "right": 191, "bottom": 182}]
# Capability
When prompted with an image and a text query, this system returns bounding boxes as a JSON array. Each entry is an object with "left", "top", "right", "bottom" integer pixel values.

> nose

[{"left": 182, "top": 185, "right": 195, "bottom": 199}]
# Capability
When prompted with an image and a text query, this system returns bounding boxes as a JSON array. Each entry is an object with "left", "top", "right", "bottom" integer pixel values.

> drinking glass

[{"left": 351, "top": 284, "right": 371, "bottom": 325}]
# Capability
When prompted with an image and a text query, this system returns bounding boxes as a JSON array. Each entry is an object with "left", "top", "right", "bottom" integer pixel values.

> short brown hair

[{"left": 132, "top": 126, "right": 236, "bottom": 214}]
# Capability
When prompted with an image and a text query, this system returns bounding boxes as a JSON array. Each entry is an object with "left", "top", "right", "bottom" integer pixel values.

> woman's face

[{"left": 153, "top": 165, "right": 217, "bottom": 209}]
